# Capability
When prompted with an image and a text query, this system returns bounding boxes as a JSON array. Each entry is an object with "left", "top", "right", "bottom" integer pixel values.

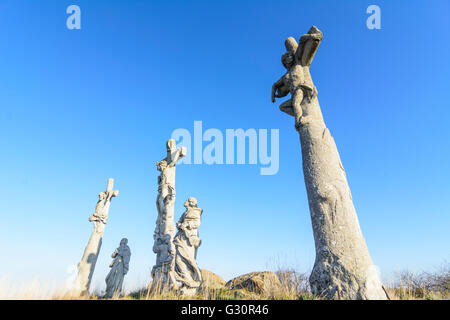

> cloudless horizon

[{"left": 0, "top": 0, "right": 449, "bottom": 293}]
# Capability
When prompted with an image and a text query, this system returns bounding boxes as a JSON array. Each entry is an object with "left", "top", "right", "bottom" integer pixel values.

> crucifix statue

[
  {"left": 151, "top": 139, "right": 186, "bottom": 291},
  {"left": 271, "top": 25, "right": 323, "bottom": 130},
  {"left": 72, "top": 178, "right": 119, "bottom": 296},
  {"left": 272, "top": 26, "right": 388, "bottom": 299}
]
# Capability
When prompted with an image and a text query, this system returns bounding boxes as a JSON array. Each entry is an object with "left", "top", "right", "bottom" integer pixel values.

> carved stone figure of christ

[
  {"left": 72, "top": 178, "right": 119, "bottom": 297},
  {"left": 89, "top": 188, "right": 118, "bottom": 225},
  {"left": 271, "top": 25, "right": 323, "bottom": 129},
  {"left": 151, "top": 139, "right": 186, "bottom": 290},
  {"left": 271, "top": 27, "right": 388, "bottom": 299},
  {"left": 155, "top": 139, "right": 187, "bottom": 236}
]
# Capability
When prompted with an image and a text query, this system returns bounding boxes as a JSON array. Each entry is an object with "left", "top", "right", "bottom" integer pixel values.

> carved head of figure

[
  {"left": 156, "top": 160, "right": 168, "bottom": 171},
  {"left": 285, "top": 36, "right": 298, "bottom": 53},
  {"left": 98, "top": 192, "right": 106, "bottom": 201},
  {"left": 282, "top": 51, "right": 295, "bottom": 69},
  {"left": 120, "top": 238, "right": 128, "bottom": 247},
  {"left": 184, "top": 197, "right": 198, "bottom": 208},
  {"left": 162, "top": 234, "right": 171, "bottom": 244},
  {"left": 166, "top": 139, "right": 176, "bottom": 154}
]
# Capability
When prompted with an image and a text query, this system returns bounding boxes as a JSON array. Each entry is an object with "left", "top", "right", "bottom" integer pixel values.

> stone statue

[
  {"left": 104, "top": 238, "right": 131, "bottom": 298},
  {"left": 271, "top": 26, "right": 322, "bottom": 130},
  {"left": 151, "top": 139, "right": 187, "bottom": 291},
  {"left": 153, "top": 234, "right": 173, "bottom": 268},
  {"left": 72, "top": 178, "right": 119, "bottom": 296},
  {"left": 173, "top": 197, "right": 203, "bottom": 295},
  {"left": 272, "top": 26, "right": 388, "bottom": 300},
  {"left": 89, "top": 189, "right": 117, "bottom": 224}
]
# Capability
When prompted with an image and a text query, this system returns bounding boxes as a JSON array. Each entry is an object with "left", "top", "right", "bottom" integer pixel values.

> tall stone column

[
  {"left": 151, "top": 139, "right": 186, "bottom": 292},
  {"left": 272, "top": 26, "right": 387, "bottom": 299},
  {"left": 72, "top": 178, "right": 119, "bottom": 296}
]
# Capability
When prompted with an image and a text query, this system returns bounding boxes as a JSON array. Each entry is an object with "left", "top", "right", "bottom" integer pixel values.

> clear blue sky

[{"left": 0, "top": 0, "right": 449, "bottom": 292}]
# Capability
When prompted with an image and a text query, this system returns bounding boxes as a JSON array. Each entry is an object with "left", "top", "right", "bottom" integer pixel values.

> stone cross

[
  {"left": 272, "top": 26, "right": 387, "bottom": 299},
  {"left": 151, "top": 139, "right": 186, "bottom": 292},
  {"left": 72, "top": 178, "right": 119, "bottom": 296}
]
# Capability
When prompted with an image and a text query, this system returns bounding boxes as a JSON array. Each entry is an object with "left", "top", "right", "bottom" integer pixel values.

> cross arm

[
  {"left": 106, "top": 178, "right": 119, "bottom": 200},
  {"left": 169, "top": 147, "right": 187, "bottom": 167},
  {"left": 296, "top": 25, "right": 323, "bottom": 67}
]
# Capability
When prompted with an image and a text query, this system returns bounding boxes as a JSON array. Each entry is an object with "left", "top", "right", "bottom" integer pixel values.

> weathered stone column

[
  {"left": 72, "top": 178, "right": 119, "bottom": 296},
  {"left": 272, "top": 26, "right": 387, "bottom": 299},
  {"left": 151, "top": 139, "right": 186, "bottom": 292}
]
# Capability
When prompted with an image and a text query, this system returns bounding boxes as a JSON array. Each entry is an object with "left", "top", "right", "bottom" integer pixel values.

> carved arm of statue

[
  {"left": 271, "top": 77, "right": 289, "bottom": 102},
  {"left": 109, "top": 249, "right": 118, "bottom": 268},
  {"left": 106, "top": 189, "right": 118, "bottom": 202},
  {"left": 168, "top": 147, "right": 187, "bottom": 167},
  {"left": 298, "top": 31, "right": 323, "bottom": 44},
  {"left": 296, "top": 26, "right": 323, "bottom": 67},
  {"left": 185, "top": 219, "right": 200, "bottom": 230}
]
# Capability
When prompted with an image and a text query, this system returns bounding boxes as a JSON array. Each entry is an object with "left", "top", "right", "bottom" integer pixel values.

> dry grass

[
  {"left": 384, "top": 263, "right": 449, "bottom": 300},
  {"left": 274, "top": 269, "right": 317, "bottom": 300},
  {"left": 127, "top": 264, "right": 448, "bottom": 301},
  {"left": 1, "top": 263, "right": 448, "bottom": 300},
  {"left": 121, "top": 270, "right": 319, "bottom": 300}
]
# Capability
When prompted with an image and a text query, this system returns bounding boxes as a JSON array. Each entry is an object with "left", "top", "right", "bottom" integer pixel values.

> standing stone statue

[
  {"left": 151, "top": 139, "right": 186, "bottom": 291},
  {"left": 272, "top": 26, "right": 387, "bottom": 299},
  {"left": 173, "top": 197, "right": 203, "bottom": 295},
  {"left": 72, "top": 178, "right": 119, "bottom": 296},
  {"left": 104, "top": 238, "right": 131, "bottom": 298}
]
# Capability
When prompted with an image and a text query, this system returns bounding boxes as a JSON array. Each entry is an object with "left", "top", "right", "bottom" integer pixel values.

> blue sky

[{"left": 0, "top": 0, "right": 449, "bottom": 292}]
